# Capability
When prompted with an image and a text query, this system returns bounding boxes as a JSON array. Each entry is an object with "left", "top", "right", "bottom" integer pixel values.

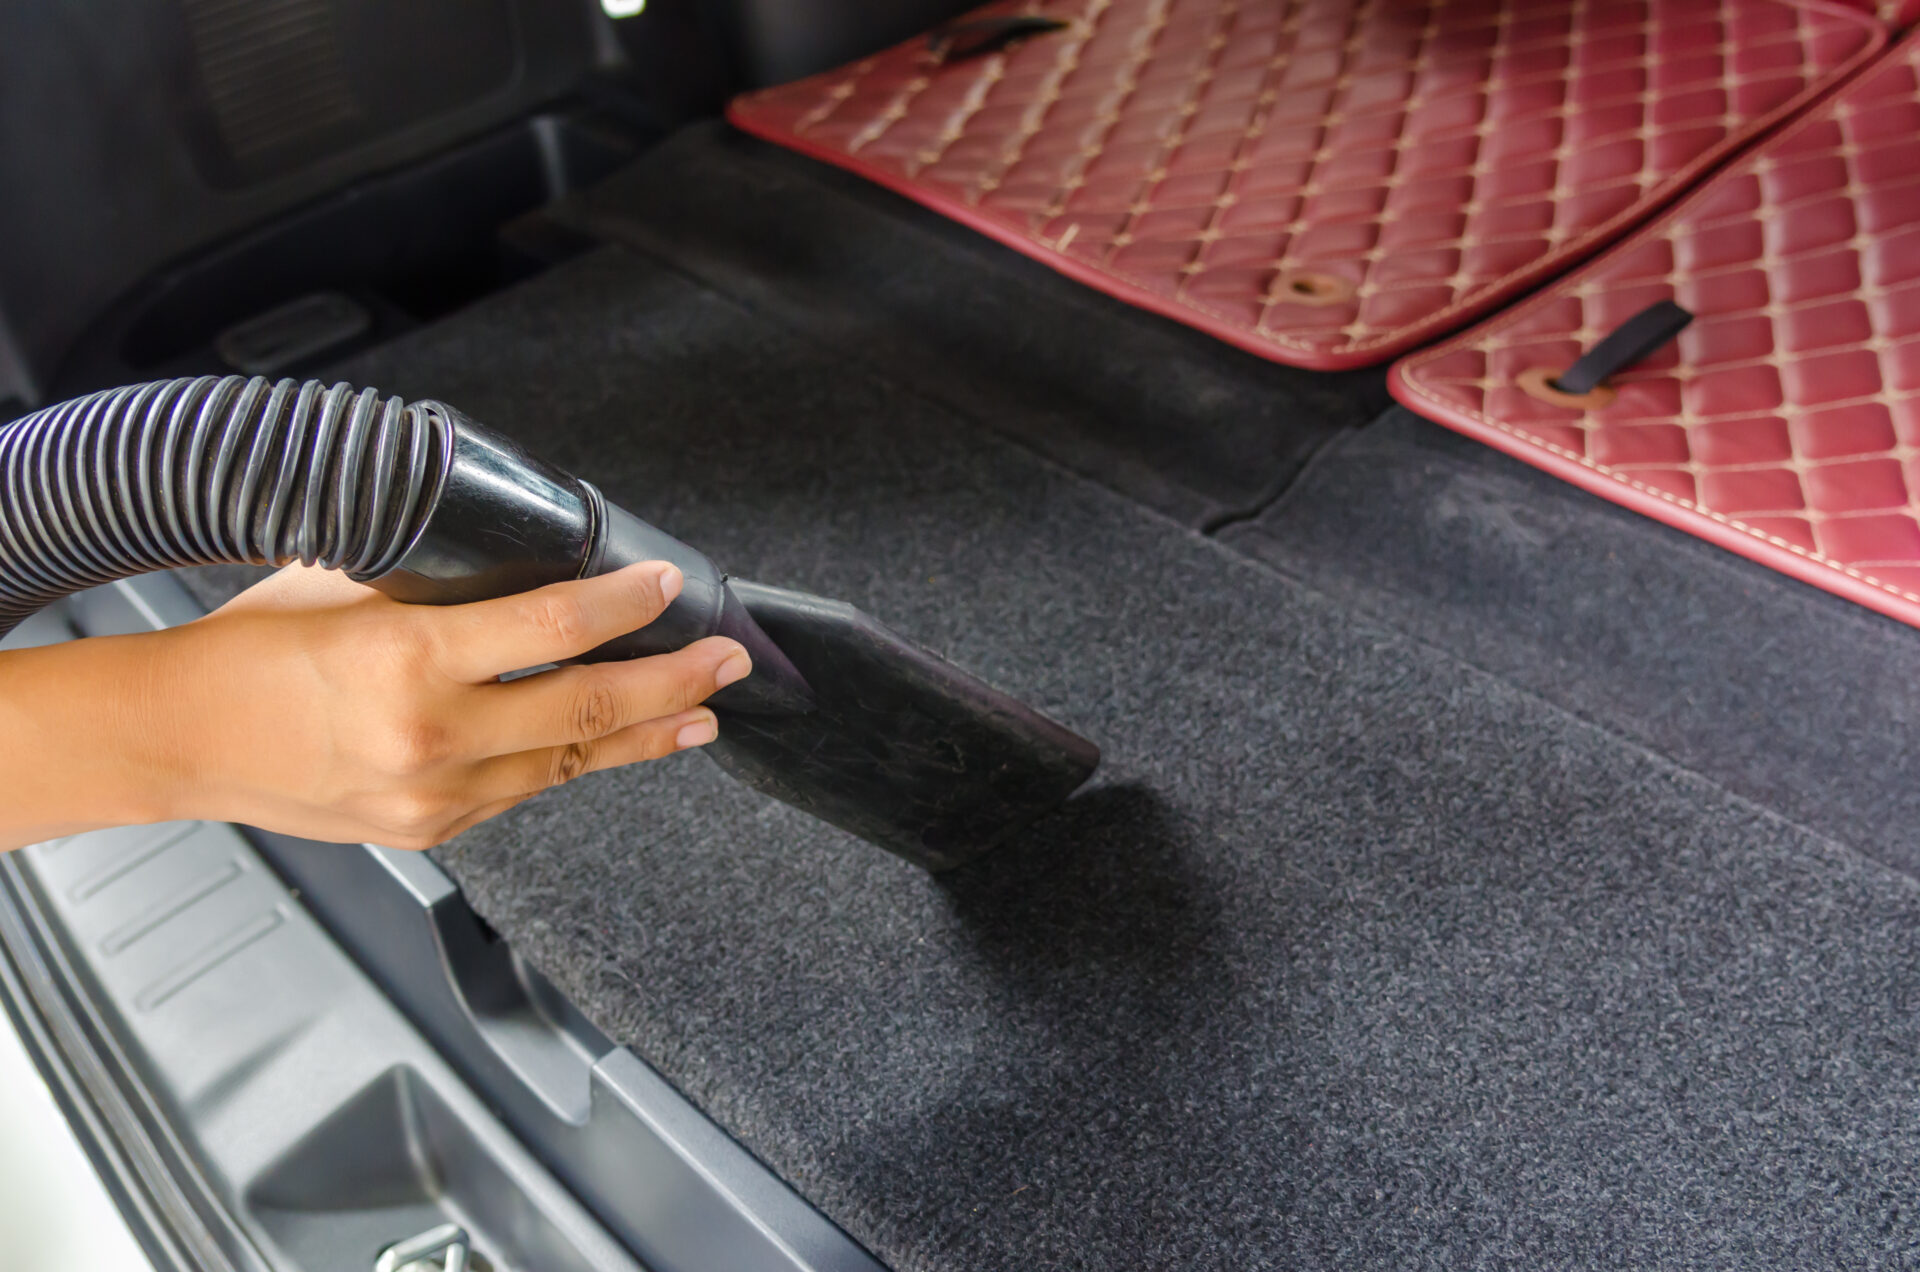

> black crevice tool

[{"left": 374, "top": 409, "right": 1100, "bottom": 870}]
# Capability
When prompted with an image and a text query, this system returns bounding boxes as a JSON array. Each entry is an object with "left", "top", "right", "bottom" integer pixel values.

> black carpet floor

[
  {"left": 1223, "top": 409, "right": 1920, "bottom": 870},
  {"left": 174, "top": 130, "right": 1920, "bottom": 1270},
  {"left": 558, "top": 126, "right": 1389, "bottom": 529}
]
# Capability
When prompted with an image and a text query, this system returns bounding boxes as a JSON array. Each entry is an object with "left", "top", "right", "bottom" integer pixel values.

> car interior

[{"left": 5, "top": 1, "right": 1920, "bottom": 1269}]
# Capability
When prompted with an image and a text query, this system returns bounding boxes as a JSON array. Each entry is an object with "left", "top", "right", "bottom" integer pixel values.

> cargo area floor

[{"left": 177, "top": 127, "right": 1920, "bottom": 1271}]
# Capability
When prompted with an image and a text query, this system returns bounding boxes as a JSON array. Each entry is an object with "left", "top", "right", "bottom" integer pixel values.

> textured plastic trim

[{"left": 65, "top": 571, "right": 890, "bottom": 1272}]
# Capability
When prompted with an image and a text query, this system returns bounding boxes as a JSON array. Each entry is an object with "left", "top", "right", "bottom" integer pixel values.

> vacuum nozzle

[
  {"left": 367, "top": 406, "right": 1098, "bottom": 868},
  {"left": 365, "top": 409, "right": 813, "bottom": 716}
]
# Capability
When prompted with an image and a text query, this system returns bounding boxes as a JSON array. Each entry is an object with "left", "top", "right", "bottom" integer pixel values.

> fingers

[
  {"left": 472, "top": 635, "right": 750, "bottom": 756},
  {"left": 473, "top": 706, "right": 720, "bottom": 804},
  {"left": 427, "top": 562, "right": 686, "bottom": 683},
  {"left": 394, "top": 708, "right": 718, "bottom": 849}
]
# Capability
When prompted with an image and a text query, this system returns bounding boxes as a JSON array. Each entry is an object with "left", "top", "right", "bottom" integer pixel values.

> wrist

[
  {"left": 0, "top": 629, "right": 197, "bottom": 844},
  {"left": 98, "top": 625, "right": 206, "bottom": 827}
]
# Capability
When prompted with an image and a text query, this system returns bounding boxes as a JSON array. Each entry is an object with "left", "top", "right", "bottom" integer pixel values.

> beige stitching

[
  {"left": 1396, "top": 47, "right": 1920, "bottom": 371},
  {"left": 1098, "top": 0, "right": 1232, "bottom": 255},
  {"left": 1393, "top": 27, "right": 1920, "bottom": 609},
  {"left": 739, "top": 0, "right": 1886, "bottom": 364}
]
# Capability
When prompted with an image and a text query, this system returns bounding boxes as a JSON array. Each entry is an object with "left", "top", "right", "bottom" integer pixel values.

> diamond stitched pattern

[
  {"left": 730, "top": 0, "right": 1883, "bottom": 369},
  {"left": 1393, "top": 32, "right": 1920, "bottom": 623}
]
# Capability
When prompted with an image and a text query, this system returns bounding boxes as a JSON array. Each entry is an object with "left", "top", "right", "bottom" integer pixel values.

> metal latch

[{"left": 376, "top": 1223, "right": 490, "bottom": 1272}]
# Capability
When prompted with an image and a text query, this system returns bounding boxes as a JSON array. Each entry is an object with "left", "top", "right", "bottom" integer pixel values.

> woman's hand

[{"left": 0, "top": 562, "right": 748, "bottom": 852}]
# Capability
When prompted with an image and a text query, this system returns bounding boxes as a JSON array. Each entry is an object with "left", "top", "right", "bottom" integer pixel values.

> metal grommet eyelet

[
  {"left": 1274, "top": 271, "right": 1355, "bottom": 306},
  {"left": 1517, "top": 365, "right": 1617, "bottom": 410}
]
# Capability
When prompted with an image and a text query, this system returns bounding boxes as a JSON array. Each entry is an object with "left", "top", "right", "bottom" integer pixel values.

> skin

[{"left": 0, "top": 560, "right": 748, "bottom": 853}]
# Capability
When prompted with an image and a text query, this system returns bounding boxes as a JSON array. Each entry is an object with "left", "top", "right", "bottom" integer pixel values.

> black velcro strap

[
  {"left": 927, "top": 15, "right": 1070, "bottom": 63},
  {"left": 1554, "top": 299, "right": 1694, "bottom": 395}
]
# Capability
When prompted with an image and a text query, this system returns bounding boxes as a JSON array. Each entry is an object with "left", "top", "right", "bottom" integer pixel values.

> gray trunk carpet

[
  {"left": 1223, "top": 408, "right": 1920, "bottom": 871},
  {"left": 172, "top": 132, "right": 1920, "bottom": 1271},
  {"left": 556, "top": 125, "right": 1390, "bottom": 530}
]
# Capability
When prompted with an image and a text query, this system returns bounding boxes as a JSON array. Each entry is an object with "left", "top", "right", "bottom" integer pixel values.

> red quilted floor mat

[
  {"left": 729, "top": 0, "right": 1885, "bottom": 371},
  {"left": 1392, "top": 30, "right": 1920, "bottom": 626}
]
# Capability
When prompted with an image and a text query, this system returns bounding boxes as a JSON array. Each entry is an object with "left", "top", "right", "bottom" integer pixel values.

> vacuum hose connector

[{"left": 0, "top": 375, "right": 811, "bottom": 714}]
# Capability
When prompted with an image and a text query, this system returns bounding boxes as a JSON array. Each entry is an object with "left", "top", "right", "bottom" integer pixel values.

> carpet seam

[{"left": 1197, "top": 426, "right": 1366, "bottom": 536}]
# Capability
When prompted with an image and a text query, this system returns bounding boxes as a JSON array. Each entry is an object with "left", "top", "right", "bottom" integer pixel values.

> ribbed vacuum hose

[{"left": 0, "top": 376, "right": 449, "bottom": 638}]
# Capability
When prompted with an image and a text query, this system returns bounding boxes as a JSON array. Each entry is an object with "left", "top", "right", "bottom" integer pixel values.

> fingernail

[
  {"left": 657, "top": 563, "right": 684, "bottom": 605},
  {"left": 715, "top": 648, "right": 752, "bottom": 688},
  {"left": 675, "top": 710, "right": 718, "bottom": 749}
]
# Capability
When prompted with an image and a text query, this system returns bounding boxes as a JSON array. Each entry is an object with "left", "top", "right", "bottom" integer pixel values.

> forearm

[{"left": 0, "top": 633, "right": 185, "bottom": 852}]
